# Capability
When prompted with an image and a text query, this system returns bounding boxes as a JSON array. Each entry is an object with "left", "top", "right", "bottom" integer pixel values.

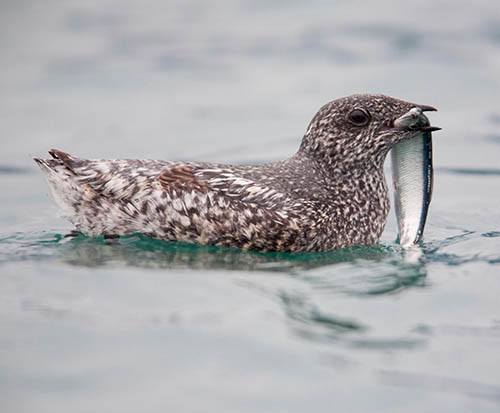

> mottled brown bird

[{"left": 34, "top": 94, "right": 438, "bottom": 252}]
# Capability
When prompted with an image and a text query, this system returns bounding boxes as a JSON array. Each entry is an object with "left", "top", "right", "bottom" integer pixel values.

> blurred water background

[{"left": 1, "top": 0, "right": 500, "bottom": 411}]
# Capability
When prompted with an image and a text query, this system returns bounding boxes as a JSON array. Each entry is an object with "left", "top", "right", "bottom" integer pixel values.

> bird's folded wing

[
  {"left": 46, "top": 149, "right": 290, "bottom": 212},
  {"left": 158, "top": 164, "right": 302, "bottom": 250},
  {"left": 160, "top": 165, "right": 289, "bottom": 210}
]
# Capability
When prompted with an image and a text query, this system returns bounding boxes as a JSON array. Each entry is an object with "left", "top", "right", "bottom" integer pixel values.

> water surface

[{"left": 1, "top": 1, "right": 500, "bottom": 412}]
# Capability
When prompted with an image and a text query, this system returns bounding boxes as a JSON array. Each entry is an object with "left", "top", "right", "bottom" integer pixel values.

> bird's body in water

[{"left": 34, "top": 94, "right": 438, "bottom": 252}]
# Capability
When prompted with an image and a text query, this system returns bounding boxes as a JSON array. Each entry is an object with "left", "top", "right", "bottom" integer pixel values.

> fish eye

[{"left": 347, "top": 108, "right": 370, "bottom": 126}]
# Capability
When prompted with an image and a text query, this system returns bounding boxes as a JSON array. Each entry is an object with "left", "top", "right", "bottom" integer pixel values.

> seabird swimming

[{"left": 34, "top": 94, "right": 439, "bottom": 252}]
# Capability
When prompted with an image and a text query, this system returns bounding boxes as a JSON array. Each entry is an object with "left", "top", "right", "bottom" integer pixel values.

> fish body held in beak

[{"left": 390, "top": 107, "right": 438, "bottom": 248}]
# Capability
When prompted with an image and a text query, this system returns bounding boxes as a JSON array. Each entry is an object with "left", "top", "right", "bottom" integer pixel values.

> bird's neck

[
  {"left": 293, "top": 150, "right": 390, "bottom": 247},
  {"left": 295, "top": 148, "right": 387, "bottom": 186}
]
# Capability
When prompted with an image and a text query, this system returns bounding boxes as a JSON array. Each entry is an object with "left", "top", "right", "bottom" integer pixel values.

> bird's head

[{"left": 299, "top": 94, "right": 440, "bottom": 171}]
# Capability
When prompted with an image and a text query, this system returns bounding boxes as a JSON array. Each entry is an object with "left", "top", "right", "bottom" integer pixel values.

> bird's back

[{"left": 35, "top": 150, "right": 325, "bottom": 251}]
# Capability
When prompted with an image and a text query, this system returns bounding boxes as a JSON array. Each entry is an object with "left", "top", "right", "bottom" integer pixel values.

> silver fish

[{"left": 391, "top": 109, "right": 435, "bottom": 247}]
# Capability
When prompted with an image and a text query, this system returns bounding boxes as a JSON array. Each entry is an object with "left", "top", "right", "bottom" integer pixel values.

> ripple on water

[
  {"left": 437, "top": 166, "right": 500, "bottom": 176},
  {"left": 0, "top": 230, "right": 430, "bottom": 352},
  {"left": 0, "top": 230, "right": 392, "bottom": 271},
  {"left": 2, "top": 224, "right": 500, "bottom": 406},
  {"left": 425, "top": 229, "right": 500, "bottom": 266},
  {"left": 3, "top": 226, "right": 498, "bottom": 274},
  {"left": 0, "top": 232, "right": 64, "bottom": 262},
  {"left": 0, "top": 165, "right": 31, "bottom": 175},
  {"left": 379, "top": 370, "right": 500, "bottom": 403},
  {"left": 1, "top": 229, "right": 497, "bottom": 322}
]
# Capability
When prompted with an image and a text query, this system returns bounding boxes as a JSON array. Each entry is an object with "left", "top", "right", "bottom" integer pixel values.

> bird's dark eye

[{"left": 347, "top": 108, "right": 370, "bottom": 126}]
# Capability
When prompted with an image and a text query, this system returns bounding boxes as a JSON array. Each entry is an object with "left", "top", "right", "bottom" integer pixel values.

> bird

[{"left": 34, "top": 94, "right": 439, "bottom": 252}]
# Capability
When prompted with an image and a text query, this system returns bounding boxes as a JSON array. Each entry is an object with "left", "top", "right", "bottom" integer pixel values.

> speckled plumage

[{"left": 34, "top": 94, "right": 437, "bottom": 252}]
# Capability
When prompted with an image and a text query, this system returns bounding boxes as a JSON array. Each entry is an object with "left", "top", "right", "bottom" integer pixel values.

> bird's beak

[
  {"left": 392, "top": 107, "right": 441, "bottom": 132},
  {"left": 418, "top": 105, "right": 437, "bottom": 112}
]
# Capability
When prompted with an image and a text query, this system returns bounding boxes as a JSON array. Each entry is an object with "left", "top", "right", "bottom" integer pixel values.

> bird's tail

[{"left": 33, "top": 150, "right": 83, "bottom": 222}]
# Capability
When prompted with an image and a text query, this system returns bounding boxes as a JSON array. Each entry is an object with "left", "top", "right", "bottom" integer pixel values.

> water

[{"left": 1, "top": 1, "right": 500, "bottom": 411}]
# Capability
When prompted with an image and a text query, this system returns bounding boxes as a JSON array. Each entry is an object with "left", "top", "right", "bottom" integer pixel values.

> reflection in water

[
  {"left": 57, "top": 233, "right": 391, "bottom": 272},
  {"left": 0, "top": 231, "right": 429, "bottom": 296},
  {"left": 12, "top": 226, "right": 497, "bottom": 277},
  {"left": 280, "top": 291, "right": 366, "bottom": 342},
  {"left": 276, "top": 255, "right": 428, "bottom": 348},
  {"left": 1, "top": 231, "right": 430, "bottom": 350},
  {"left": 58, "top": 234, "right": 429, "bottom": 349}
]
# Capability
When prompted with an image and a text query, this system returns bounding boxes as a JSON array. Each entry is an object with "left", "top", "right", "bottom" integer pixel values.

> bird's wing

[
  {"left": 42, "top": 150, "right": 291, "bottom": 210},
  {"left": 159, "top": 164, "right": 290, "bottom": 210},
  {"left": 36, "top": 150, "right": 308, "bottom": 250},
  {"left": 157, "top": 164, "right": 305, "bottom": 250}
]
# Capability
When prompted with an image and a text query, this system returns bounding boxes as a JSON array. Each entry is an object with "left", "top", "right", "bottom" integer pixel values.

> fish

[{"left": 391, "top": 128, "right": 434, "bottom": 248}]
